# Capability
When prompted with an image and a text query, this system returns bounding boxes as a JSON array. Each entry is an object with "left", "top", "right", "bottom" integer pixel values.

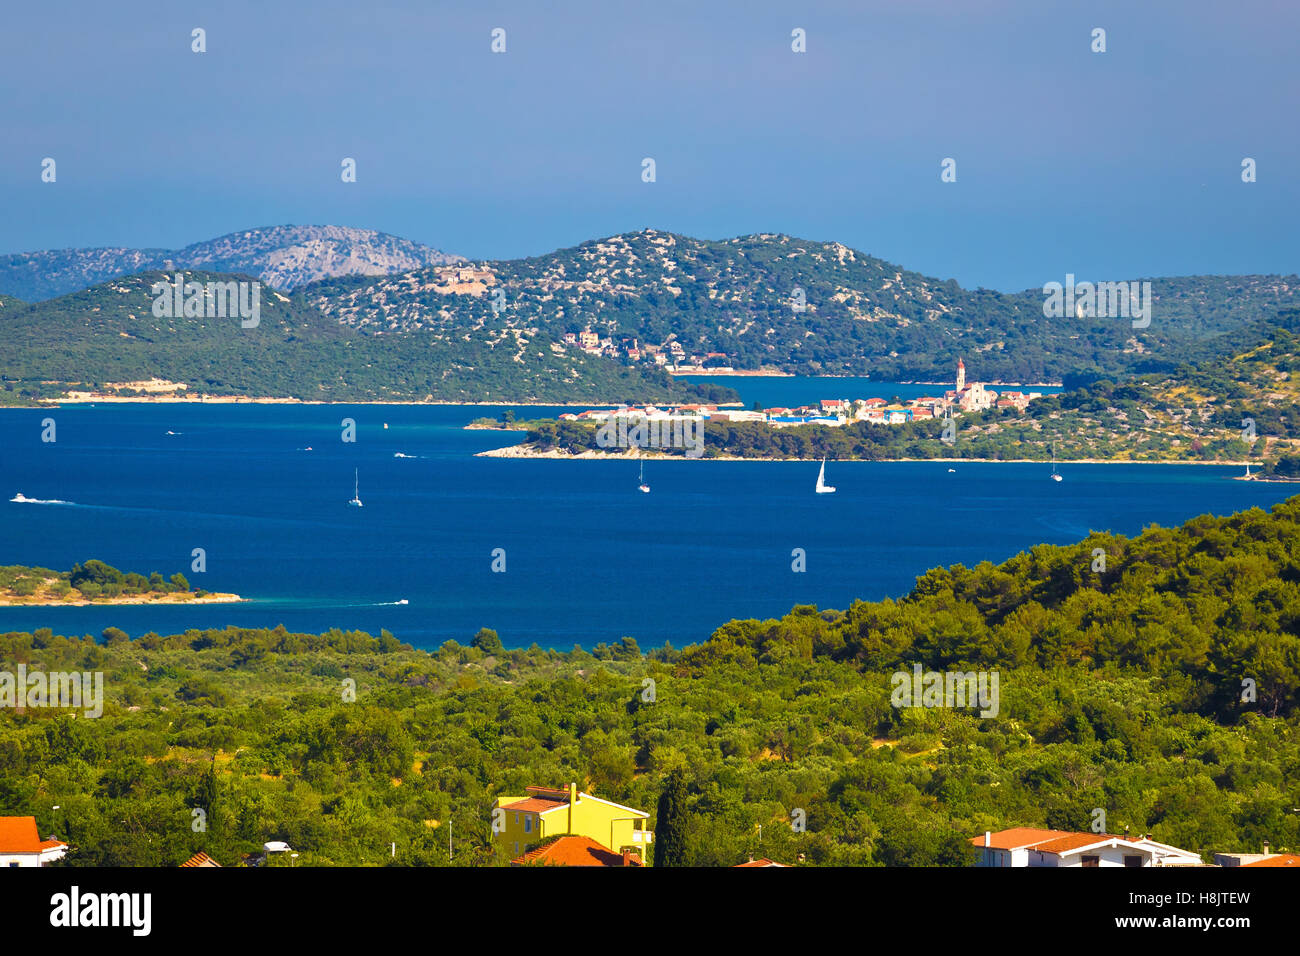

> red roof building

[
  {"left": 511, "top": 835, "right": 643, "bottom": 867},
  {"left": 0, "top": 816, "right": 68, "bottom": 867},
  {"left": 972, "top": 828, "right": 1202, "bottom": 867}
]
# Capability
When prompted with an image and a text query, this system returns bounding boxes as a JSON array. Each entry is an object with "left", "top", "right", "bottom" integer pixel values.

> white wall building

[{"left": 972, "top": 828, "right": 1203, "bottom": 868}]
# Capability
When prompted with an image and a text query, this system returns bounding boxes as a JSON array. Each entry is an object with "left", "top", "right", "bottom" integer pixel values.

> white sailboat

[
  {"left": 815, "top": 458, "right": 836, "bottom": 494},
  {"left": 348, "top": 468, "right": 364, "bottom": 507},
  {"left": 638, "top": 455, "right": 650, "bottom": 493},
  {"left": 1051, "top": 442, "right": 1063, "bottom": 482}
]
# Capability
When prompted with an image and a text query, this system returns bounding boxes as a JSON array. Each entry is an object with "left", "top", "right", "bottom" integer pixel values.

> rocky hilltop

[{"left": 0, "top": 225, "right": 462, "bottom": 301}]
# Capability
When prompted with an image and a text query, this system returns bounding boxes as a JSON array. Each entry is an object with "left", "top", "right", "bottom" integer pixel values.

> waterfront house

[{"left": 494, "top": 784, "right": 654, "bottom": 860}]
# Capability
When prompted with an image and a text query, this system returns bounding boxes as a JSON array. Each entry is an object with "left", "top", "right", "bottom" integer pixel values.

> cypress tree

[{"left": 654, "top": 770, "right": 690, "bottom": 866}]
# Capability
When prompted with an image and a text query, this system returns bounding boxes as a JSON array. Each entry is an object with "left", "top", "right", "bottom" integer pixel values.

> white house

[
  {"left": 0, "top": 816, "right": 68, "bottom": 867},
  {"left": 972, "top": 828, "right": 1203, "bottom": 868}
]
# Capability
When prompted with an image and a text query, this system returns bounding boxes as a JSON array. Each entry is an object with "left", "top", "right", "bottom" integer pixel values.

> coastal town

[{"left": 557, "top": 358, "right": 1045, "bottom": 428}]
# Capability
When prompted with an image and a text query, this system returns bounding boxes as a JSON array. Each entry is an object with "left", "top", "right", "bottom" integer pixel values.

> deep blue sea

[{"left": 0, "top": 383, "right": 1289, "bottom": 650}]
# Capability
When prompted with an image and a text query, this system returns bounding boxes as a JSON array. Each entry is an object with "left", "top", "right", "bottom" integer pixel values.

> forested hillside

[
  {"left": 6, "top": 230, "right": 1298, "bottom": 404},
  {"left": 3, "top": 498, "right": 1297, "bottom": 866},
  {"left": 0, "top": 271, "right": 709, "bottom": 405},
  {"left": 307, "top": 230, "right": 1300, "bottom": 382}
]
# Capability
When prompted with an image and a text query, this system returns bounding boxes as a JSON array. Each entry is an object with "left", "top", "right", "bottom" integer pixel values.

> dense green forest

[
  {"left": 3, "top": 499, "right": 1298, "bottom": 866},
  {"left": 0, "top": 271, "right": 727, "bottom": 406},
  {"left": 306, "top": 230, "right": 1300, "bottom": 383}
]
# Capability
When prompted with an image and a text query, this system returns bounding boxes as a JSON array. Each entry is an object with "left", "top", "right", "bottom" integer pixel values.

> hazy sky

[{"left": 2, "top": 0, "right": 1296, "bottom": 290}]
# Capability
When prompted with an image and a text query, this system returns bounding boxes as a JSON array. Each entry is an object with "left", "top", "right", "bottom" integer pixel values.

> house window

[
  {"left": 524, "top": 815, "right": 532, "bottom": 834},
  {"left": 1123, "top": 855, "right": 1143, "bottom": 868},
  {"left": 1081, "top": 855, "right": 1100, "bottom": 868}
]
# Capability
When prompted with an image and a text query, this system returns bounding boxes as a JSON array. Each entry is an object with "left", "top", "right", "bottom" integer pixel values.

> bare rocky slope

[{"left": 0, "top": 225, "right": 462, "bottom": 301}]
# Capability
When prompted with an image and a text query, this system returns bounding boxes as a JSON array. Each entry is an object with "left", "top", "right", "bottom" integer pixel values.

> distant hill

[
  {"left": 0, "top": 270, "right": 714, "bottom": 405},
  {"left": 6, "top": 226, "right": 1299, "bottom": 405},
  {"left": 0, "top": 225, "right": 464, "bottom": 301},
  {"left": 306, "top": 229, "right": 1300, "bottom": 384}
]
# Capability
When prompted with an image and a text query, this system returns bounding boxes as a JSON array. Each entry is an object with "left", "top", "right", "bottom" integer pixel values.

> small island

[{"left": 0, "top": 560, "right": 243, "bottom": 607}]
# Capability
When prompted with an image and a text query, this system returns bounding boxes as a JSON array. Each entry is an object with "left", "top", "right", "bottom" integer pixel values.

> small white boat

[
  {"left": 395, "top": 599, "right": 408, "bottom": 605},
  {"left": 348, "top": 469, "right": 363, "bottom": 507},
  {"left": 947, "top": 468, "right": 956, "bottom": 473},
  {"left": 638, "top": 457, "right": 650, "bottom": 493},
  {"left": 10, "top": 492, "right": 32, "bottom": 502},
  {"left": 815, "top": 458, "right": 836, "bottom": 494}
]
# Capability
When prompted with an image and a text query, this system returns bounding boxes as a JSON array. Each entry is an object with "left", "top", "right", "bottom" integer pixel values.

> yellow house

[{"left": 494, "top": 784, "right": 654, "bottom": 861}]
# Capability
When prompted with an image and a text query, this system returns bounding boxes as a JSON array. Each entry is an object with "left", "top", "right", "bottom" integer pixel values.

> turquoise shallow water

[{"left": 0, "top": 397, "right": 1286, "bottom": 650}]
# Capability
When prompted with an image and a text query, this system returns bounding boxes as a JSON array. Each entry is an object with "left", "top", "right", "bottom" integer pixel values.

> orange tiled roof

[
  {"left": 179, "top": 851, "right": 221, "bottom": 868},
  {"left": 1034, "top": 833, "right": 1124, "bottom": 854},
  {"left": 1243, "top": 854, "right": 1300, "bottom": 867},
  {"left": 511, "top": 835, "right": 641, "bottom": 867},
  {"left": 973, "top": 828, "right": 1134, "bottom": 855},
  {"left": 37, "top": 839, "right": 67, "bottom": 851},
  {"left": 970, "top": 828, "right": 1073, "bottom": 851},
  {"left": 0, "top": 816, "right": 42, "bottom": 853},
  {"left": 735, "top": 858, "right": 789, "bottom": 867}
]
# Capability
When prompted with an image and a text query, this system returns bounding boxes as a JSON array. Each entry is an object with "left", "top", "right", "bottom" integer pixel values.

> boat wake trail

[{"left": 10, "top": 493, "right": 74, "bottom": 505}]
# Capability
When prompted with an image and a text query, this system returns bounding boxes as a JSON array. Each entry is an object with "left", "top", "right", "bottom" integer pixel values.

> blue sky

[{"left": 1, "top": 0, "right": 1296, "bottom": 290}]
